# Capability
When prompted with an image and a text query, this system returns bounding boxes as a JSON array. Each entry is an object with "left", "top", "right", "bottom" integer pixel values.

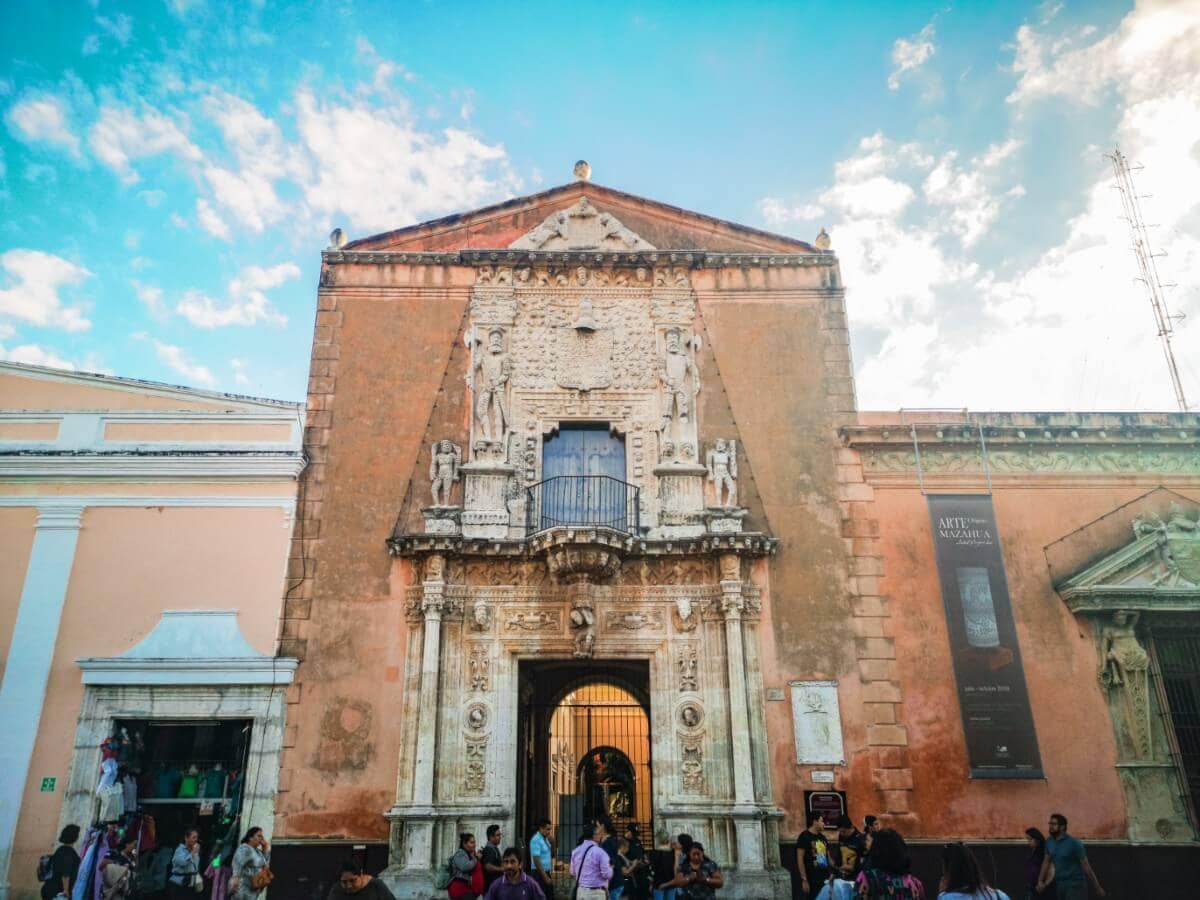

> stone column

[
  {"left": 400, "top": 554, "right": 447, "bottom": 875},
  {"left": 0, "top": 504, "right": 84, "bottom": 898},
  {"left": 719, "top": 553, "right": 755, "bottom": 807}
]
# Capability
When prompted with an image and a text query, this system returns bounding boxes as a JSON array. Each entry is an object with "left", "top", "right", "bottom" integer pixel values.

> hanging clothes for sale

[
  {"left": 121, "top": 774, "right": 137, "bottom": 812},
  {"left": 96, "top": 758, "right": 118, "bottom": 793},
  {"left": 205, "top": 862, "right": 232, "bottom": 900},
  {"left": 177, "top": 766, "right": 199, "bottom": 799},
  {"left": 97, "top": 784, "right": 123, "bottom": 823},
  {"left": 201, "top": 765, "right": 227, "bottom": 799}
]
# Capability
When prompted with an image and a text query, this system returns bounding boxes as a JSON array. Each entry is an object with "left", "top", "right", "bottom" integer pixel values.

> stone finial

[
  {"left": 573, "top": 160, "right": 592, "bottom": 182},
  {"left": 328, "top": 227, "right": 347, "bottom": 249},
  {"left": 814, "top": 228, "right": 831, "bottom": 250}
]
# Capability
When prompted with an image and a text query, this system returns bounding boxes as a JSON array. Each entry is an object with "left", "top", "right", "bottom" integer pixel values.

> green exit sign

[{"left": 39, "top": 777, "right": 56, "bottom": 793}]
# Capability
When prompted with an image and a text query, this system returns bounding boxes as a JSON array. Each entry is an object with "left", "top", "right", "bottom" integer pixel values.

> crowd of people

[
  {"left": 40, "top": 811, "right": 1105, "bottom": 899},
  {"left": 793, "top": 811, "right": 1105, "bottom": 900}
]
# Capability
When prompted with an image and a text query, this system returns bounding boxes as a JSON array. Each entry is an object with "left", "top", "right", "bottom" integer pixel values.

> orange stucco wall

[
  {"left": 8, "top": 505, "right": 290, "bottom": 894},
  {"left": 103, "top": 421, "right": 294, "bottom": 442},
  {"left": 0, "top": 507, "right": 37, "bottom": 687},
  {"left": 868, "top": 480, "right": 1200, "bottom": 839},
  {"left": 0, "top": 421, "right": 59, "bottom": 440}
]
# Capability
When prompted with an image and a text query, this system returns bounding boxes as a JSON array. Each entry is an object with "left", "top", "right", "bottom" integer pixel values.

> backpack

[{"left": 37, "top": 851, "right": 54, "bottom": 883}]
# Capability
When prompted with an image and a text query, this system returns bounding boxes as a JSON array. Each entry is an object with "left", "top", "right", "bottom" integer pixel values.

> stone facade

[{"left": 273, "top": 184, "right": 1200, "bottom": 900}]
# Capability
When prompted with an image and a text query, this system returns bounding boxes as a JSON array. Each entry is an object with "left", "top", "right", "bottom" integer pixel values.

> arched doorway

[{"left": 517, "top": 661, "right": 652, "bottom": 861}]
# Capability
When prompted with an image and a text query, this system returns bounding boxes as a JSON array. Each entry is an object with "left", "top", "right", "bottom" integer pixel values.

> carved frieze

[
  {"left": 605, "top": 610, "right": 664, "bottom": 632},
  {"left": 861, "top": 446, "right": 1200, "bottom": 475},
  {"left": 468, "top": 644, "right": 490, "bottom": 692},
  {"left": 464, "top": 739, "right": 487, "bottom": 794},
  {"left": 504, "top": 610, "right": 560, "bottom": 632}
]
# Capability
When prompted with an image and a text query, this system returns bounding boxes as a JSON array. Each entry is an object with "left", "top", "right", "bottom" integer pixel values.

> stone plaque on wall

[{"left": 789, "top": 680, "right": 844, "bottom": 765}]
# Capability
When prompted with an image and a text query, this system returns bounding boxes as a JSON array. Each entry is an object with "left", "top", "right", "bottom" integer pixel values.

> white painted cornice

[
  {"left": 0, "top": 453, "right": 305, "bottom": 480},
  {"left": 0, "top": 495, "right": 296, "bottom": 511}
]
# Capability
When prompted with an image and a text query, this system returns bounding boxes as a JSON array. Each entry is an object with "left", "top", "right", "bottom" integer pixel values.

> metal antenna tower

[{"left": 1106, "top": 146, "right": 1189, "bottom": 411}]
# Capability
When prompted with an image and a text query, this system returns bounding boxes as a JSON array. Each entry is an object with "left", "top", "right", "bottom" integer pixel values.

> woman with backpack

[
  {"left": 854, "top": 829, "right": 925, "bottom": 899},
  {"left": 40, "top": 824, "right": 80, "bottom": 900},
  {"left": 230, "top": 826, "right": 272, "bottom": 899},
  {"left": 937, "top": 843, "right": 1008, "bottom": 900},
  {"left": 448, "top": 832, "right": 485, "bottom": 899}
]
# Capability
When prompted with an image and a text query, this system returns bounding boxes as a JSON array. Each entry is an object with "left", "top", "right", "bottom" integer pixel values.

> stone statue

[
  {"left": 1099, "top": 610, "right": 1149, "bottom": 688},
  {"left": 474, "top": 327, "right": 511, "bottom": 444},
  {"left": 1098, "top": 610, "right": 1153, "bottom": 758},
  {"left": 706, "top": 439, "right": 738, "bottom": 507},
  {"left": 673, "top": 596, "right": 697, "bottom": 632},
  {"left": 429, "top": 439, "right": 462, "bottom": 507},
  {"left": 570, "top": 595, "right": 596, "bottom": 658},
  {"left": 658, "top": 328, "right": 698, "bottom": 445}
]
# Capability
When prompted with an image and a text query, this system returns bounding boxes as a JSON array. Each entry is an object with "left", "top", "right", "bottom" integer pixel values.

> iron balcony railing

[{"left": 525, "top": 475, "right": 640, "bottom": 536}]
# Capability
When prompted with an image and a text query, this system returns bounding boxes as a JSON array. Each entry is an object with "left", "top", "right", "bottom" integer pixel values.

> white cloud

[
  {"left": 95, "top": 14, "right": 133, "bottom": 45},
  {"left": 195, "top": 198, "right": 231, "bottom": 239},
  {"left": 8, "top": 95, "right": 82, "bottom": 158},
  {"left": 758, "top": 197, "right": 826, "bottom": 229},
  {"left": 175, "top": 262, "right": 298, "bottom": 328},
  {"left": 888, "top": 23, "right": 936, "bottom": 90},
  {"left": 138, "top": 188, "right": 167, "bottom": 207},
  {"left": 151, "top": 339, "right": 215, "bottom": 386},
  {"left": 132, "top": 279, "right": 168, "bottom": 320},
  {"left": 922, "top": 140, "right": 1023, "bottom": 247},
  {"left": 293, "top": 86, "right": 519, "bottom": 233},
  {"left": 231, "top": 357, "right": 250, "bottom": 386},
  {"left": 88, "top": 103, "right": 202, "bottom": 184},
  {"left": 0, "top": 343, "right": 77, "bottom": 370},
  {"left": 81, "top": 35, "right": 101, "bottom": 56},
  {"left": 0, "top": 249, "right": 92, "bottom": 332}
]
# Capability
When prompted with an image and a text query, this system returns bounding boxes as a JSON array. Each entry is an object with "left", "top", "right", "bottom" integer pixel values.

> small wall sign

[
  {"left": 765, "top": 687, "right": 785, "bottom": 701},
  {"left": 39, "top": 777, "right": 56, "bottom": 793},
  {"left": 811, "top": 770, "right": 835, "bottom": 784}
]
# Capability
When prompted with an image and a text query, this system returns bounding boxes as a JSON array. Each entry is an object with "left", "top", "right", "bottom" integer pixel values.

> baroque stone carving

[
  {"left": 464, "top": 702, "right": 489, "bottom": 732},
  {"left": 673, "top": 596, "right": 698, "bottom": 632},
  {"left": 679, "top": 701, "right": 704, "bottom": 730},
  {"left": 1134, "top": 504, "right": 1200, "bottom": 587},
  {"left": 464, "top": 739, "right": 487, "bottom": 794},
  {"left": 606, "top": 610, "right": 662, "bottom": 631},
  {"left": 508, "top": 198, "right": 656, "bottom": 251},
  {"left": 468, "top": 644, "right": 490, "bottom": 692},
  {"left": 430, "top": 440, "right": 463, "bottom": 507},
  {"left": 570, "top": 593, "right": 597, "bottom": 659},
  {"left": 790, "top": 681, "right": 845, "bottom": 765},
  {"left": 469, "top": 600, "right": 492, "bottom": 632},
  {"left": 472, "top": 326, "right": 512, "bottom": 448},
  {"left": 505, "top": 611, "right": 556, "bottom": 632},
  {"left": 1099, "top": 610, "right": 1152, "bottom": 758},
  {"left": 861, "top": 446, "right": 1200, "bottom": 475},
  {"left": 706, "top": 439, "right": 738, "bottom": 508},
  {"left": 679, "top": 645, "right": 698, "bottom": 691},
  {"left": 680, "top": 738, "right": 704, "bottom": 792}
]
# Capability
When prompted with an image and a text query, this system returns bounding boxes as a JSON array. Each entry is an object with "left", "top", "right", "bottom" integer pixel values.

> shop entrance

[{"left": 516, "top": 660, "right": 652, "bottom": 861}]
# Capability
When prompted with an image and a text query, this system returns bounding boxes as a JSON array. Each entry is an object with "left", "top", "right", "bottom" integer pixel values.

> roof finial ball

[
  {"left": 573, "top": 160, "right": 592, "bottom": 182},
  {"left": 328, "top": 227, "right": 347, "bottom": 250},
  {"left": 814, "top": 227, "right": 831, "bottom": 251}
]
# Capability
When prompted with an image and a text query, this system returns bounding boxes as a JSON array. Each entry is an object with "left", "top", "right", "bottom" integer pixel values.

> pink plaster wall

[
  {"left": 870, "top": 482, "right": 1200, "bottom": 839},
  {"left": 8, "top": 505, "right": 290, "bottom": 896}
]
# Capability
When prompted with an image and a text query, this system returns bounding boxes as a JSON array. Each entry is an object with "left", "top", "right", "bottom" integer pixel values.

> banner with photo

[{"left": 927, "top": 494, "right": 1043, "bottom": 778}]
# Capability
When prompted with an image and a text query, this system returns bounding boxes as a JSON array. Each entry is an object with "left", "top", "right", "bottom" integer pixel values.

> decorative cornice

[
  {"left": 857, "top": 445, "right": 1200, "bottom": 476},
  {"left": 78, "top": 657, "right": 298, "bottom": 686},
  {"left": 322, "top": 248, "right": 836, "bottom": 268},
  {"left": 0, "top": 452, "right": 306, "bottom": 480},
  {"left": 0, "top": 494, "right": 296, "bottom": 511},
  {"left": 388, "top": 525, "right": 777, "bottom": 559}
]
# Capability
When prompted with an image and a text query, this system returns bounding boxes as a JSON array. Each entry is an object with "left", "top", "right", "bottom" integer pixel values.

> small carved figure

[
  {"left": 1099, "top": 610, "right": 1149, "bottom": 688},
  {"left": 679, "top": 648, "right": 698, "bottom": 692},
  {"left": 1167, "top": 502, "right": 1198, "bottom": 533},
  {"left": 573, "top": 630, "right": 595, "bottom": 659},
  {"left": 474, "top": 327, "right": 511, "bottom": 443},
  {"left": 525, "top": 211, "right": 569, "bottom": 249},
  {"left": 680, "top": 704, "right": 702, "bottom": 728},
  {"left": 674, "top": 596, "right": 697, "bottom": 632},
  {"left": 466, "top": 705, "right": 488, "bottom": 731},
  {"left": 470, "top": 600, "right": 492, "bottom": 632},
  {"left": 658, "top": 328, "right": 699, "bottom": 444},
  {"left": 574, "top": 265, "right": 589, "bottom": 286},
  {"left": 429, "top": 439, "right": 462, "bottom": 507},
  {"left": 706, "top": 439, "right": 738, "bottom": 507},
  {"left": 599, "top": 213, "right": 642, "bottom": 249}
]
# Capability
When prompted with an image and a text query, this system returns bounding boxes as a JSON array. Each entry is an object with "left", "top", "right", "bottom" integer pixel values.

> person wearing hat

[{"left": 834, "top": 816, "right": 866, "bottom": 881}]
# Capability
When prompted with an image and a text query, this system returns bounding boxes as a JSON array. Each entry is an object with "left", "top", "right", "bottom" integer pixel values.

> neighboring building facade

[
  {"left": 0, "top": 362, "right": 304, "bottom": 899},
  {"left": 270, "top": 178, "right": 1199, "bottom": 898}
]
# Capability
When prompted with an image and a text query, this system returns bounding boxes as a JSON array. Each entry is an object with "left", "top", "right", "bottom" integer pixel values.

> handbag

[
  {"left": 192, "top": 872, "right": 204, "bottom": 893},
  {"left": 250, "top": 867, "right": 274, "bottom": 891},
  {"left": 470, "top": 858, "right": 485, "bottom": 896}
]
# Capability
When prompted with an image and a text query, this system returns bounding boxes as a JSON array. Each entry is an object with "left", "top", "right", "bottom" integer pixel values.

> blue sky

[{"left": 2, "top": 0, "right": 1198, "bottom": 410}]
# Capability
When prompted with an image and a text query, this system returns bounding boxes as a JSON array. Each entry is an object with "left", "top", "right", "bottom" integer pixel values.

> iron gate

[
  {"left": 1156, "top": 631, "right": 1200, "bottom": 817},
  {"left": 516, "top": 660, "right": 653, "bottom": 878}
]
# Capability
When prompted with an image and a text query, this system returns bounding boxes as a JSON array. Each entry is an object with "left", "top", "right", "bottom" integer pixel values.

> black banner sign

[{"left": 928, "top": 495, "right": 1043, "bottom": 778}]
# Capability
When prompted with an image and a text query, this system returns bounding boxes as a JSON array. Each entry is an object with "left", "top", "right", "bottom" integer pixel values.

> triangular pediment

[
  {"left": 508, "top": 198, "right": 656, "bottom": 251},
  {"left": 343, "top": 181, "right": 820, "bottom": 254},
  {"left": 1056, "top": 499, "right": 1200, "bottom": 613}
]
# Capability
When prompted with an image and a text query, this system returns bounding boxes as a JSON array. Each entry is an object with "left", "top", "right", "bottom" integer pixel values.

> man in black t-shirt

[
  {"left": 482, "top": 825, "right": 505, "bottom": 890},
  {"left": 795, "top": 812, "right": 831, "bottom": 900},
  {"left": 833, "top": 815, "right": 866, "bottom": 880}
]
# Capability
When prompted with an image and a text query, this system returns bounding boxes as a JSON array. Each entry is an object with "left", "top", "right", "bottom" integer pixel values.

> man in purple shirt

[
  {"left": 484, "top": 848, "right": 546, "bottom": 900},
  {"left": 570, "top": 821, "right": 614, "bottom": 900}
]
